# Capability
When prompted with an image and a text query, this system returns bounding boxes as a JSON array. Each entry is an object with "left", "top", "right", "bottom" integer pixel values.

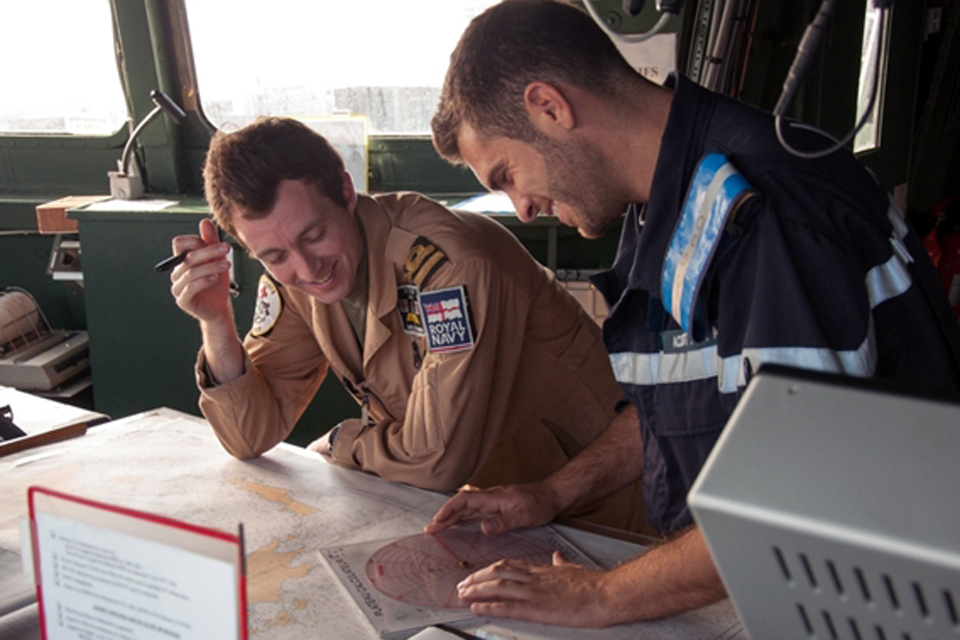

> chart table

[{"left": 0, "top": 408, "right": 745, "bottom": 639}]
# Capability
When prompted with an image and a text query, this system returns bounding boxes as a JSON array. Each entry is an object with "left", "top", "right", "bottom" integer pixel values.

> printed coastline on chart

[
  {"left": 3, "top": 408, "right": 748, "bottom": 640},
  {"left": 1, "top": 409, "right": 449, "bottom": 639}
]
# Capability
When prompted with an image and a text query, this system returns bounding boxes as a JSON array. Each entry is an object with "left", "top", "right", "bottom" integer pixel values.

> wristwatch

[{"left": 327, "top": 424, "right": 341, "bottom": 450}]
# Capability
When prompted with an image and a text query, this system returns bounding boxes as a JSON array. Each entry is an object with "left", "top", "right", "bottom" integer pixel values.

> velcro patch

[
  {"left": 251, "top": 274, "right": 283, "bottom": 337},
  {"left": 659, "top": 328, "right": 717, "bottom": 354},
  {"left": 421, "top": 286, "right": 474, "bottom": 354},
  {"left": 397, "top": 284, "right": 425, "bottom": 336},
  {"left": 404, "top": 237, "right": 448, "bottom": 289}
]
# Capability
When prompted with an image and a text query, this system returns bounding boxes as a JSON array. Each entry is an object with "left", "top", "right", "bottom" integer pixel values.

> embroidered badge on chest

[
  {"left": 397, "top": 284, "right": 426, "bottom": 336},
  {"left": 251, "top": 274, "right": 283, "bottom": 337},
  {"left": 420, "top": 286, "right": 475, "bottom": 354}
]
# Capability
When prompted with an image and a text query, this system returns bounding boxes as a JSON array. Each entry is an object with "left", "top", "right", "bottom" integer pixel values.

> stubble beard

[{"left": 539, "top": 137, "right": 626, "bottom": 240}]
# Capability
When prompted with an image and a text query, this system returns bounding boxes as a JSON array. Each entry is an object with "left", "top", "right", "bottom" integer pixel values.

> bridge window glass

[
  {"left": 0, "top": 2, "right": 126, "bottom": 134},
  {"left": 184, "top": 0, "right": 500, "bottom": 134}
]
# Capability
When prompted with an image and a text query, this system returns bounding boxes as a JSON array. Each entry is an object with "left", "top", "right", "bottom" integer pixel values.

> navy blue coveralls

[{"left": 591, "top": 74, "right": 960, "bottom": 535}]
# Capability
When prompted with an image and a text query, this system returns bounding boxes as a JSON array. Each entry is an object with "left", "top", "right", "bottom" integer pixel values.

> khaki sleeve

[
  {"left": 331, "top": 256, "right": 528, "bottom": 491},
  {"left": 197, "top": 297, "right": 329, "bottom": 459}
]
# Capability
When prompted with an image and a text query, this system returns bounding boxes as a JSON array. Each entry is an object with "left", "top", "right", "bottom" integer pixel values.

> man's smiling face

[
  {"left": 234, "top": 178, "right": 363, "bottom": 304},
  {"left": 456, "top": 122, "right": 625, "bottom": 239}
]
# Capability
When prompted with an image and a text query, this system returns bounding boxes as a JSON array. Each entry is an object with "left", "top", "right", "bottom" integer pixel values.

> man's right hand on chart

[{"left": 425, "top": 481, "right": 563, "bottom": 536}]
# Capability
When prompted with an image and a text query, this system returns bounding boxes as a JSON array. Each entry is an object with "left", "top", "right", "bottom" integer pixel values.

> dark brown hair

[
  {"left": 203, "top": 117, "right": 346, "bottom": 235},
  {"left": 432, "top": 0, "right": 637, "bottom": 163}
]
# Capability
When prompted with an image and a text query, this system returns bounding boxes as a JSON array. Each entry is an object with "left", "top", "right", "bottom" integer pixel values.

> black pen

[
  {"left": 433, "top": 624, "right": 482, "bottom": 639},
  {"left": 154, "top": 251, "right": 189, "bottom": 273}
]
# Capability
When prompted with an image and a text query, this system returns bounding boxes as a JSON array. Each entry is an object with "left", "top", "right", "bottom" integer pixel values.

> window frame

[{"left": 0, "top": 0, "right": 923, "bottom": 214}]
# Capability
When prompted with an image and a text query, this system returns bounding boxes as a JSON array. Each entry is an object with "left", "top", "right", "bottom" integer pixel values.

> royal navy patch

[
  {"left": 397, "top": 284, "right": 426, "bottom": 336},
  {"left": 251, "top": 274, "right": 282, "bottom": 337},
  {"left": 421, "top": 286, "right": 474, "bottom": 354},
  {"left": 404, "top": 237, "right": 448, "bottom": 289}
]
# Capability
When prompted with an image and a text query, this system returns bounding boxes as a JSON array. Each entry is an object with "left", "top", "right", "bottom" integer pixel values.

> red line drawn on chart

[{"left": 365, "top": 527, "right": 556, "bottom": 608}]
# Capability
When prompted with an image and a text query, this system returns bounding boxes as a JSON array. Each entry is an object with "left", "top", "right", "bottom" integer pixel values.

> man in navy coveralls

[{"left": 424, "top": 0, "right": 960, "bottom": 627}]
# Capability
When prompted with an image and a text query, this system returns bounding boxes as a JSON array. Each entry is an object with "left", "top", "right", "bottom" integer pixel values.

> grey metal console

[{"left": 689, "top": 367, "right": 960, "bottom": 639}]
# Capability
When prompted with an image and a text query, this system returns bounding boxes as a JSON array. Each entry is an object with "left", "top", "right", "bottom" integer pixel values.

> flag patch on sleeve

[{"left": 420, "top": 286, "right": 474, "bottom": 354}]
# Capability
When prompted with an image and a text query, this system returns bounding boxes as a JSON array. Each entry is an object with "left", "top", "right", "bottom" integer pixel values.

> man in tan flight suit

[{"left": 168, "top": 117, "right": 651, "bottom": 533}]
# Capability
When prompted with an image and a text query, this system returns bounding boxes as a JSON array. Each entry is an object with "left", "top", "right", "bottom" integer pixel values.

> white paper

[
  {"left": 83, "top": 199, "right": 179, "bottom": 211},
  {"left": 0, "top": 386, "right": 107, "bottom": 436},
  {"left": 33, "top": 505, "right": 240, "bottom": 639}
]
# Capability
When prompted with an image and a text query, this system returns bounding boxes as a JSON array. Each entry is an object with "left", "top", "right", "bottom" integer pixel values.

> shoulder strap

[{"left": 403, "top": 237, "right": 448, "bottom": 289}]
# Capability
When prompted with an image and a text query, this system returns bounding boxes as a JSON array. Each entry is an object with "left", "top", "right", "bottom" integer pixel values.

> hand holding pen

[
  {"left": 154, "top": 251, "right": 189, "bottom": 273},
  {"left": 165, "top": 218, "right": 233, "bottom": 326}
]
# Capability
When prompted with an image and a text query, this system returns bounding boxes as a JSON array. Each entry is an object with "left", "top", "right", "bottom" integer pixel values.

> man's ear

[{"left": 523, "top": 82, "right": 576, "bottom": 133}]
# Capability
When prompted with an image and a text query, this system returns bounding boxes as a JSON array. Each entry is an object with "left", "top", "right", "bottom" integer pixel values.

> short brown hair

[
  {"left": 203, "top": 117, "right": 346, "bottom": 236},
  {"left": 432, "top": 0, "right": 637, "bottom": 163}
]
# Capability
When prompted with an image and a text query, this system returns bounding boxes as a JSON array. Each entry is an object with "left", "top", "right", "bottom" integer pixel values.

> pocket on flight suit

[{"left": 404, "top": 360, "right": 443, "bottom": 456}]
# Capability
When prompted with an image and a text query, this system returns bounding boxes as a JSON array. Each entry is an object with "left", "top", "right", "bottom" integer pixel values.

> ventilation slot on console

[
  {"left": 772, "top": 546, "right": 960, "bottom": 639},
  {"left": 944, "top": 589, "right": 958, "bottom": 626},
  {"left": 882, "top": 574, "right": 900, "bottom": 611},
  {"left": 846, "top": 617, "right": 862, "bottom": 640},
  {"left": 827, "top": 560, "right": 845, "bottom": 595},
  {"left": 774, "top": 546, "right": 792, "bottom": 583},
  {"left": 855, "top": 567, "right": 872, "bottom": 603}
]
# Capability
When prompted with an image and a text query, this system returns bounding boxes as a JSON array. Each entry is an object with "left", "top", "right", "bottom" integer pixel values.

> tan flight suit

[{"left": 197, "top": 192, "right": 651, "bottom": 533}]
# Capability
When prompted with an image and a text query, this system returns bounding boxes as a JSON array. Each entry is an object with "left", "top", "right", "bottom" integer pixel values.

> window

[
  {"left": 0, "top": 1, "right": 127, "bottom": 135},
  {"left": 185, "top": 0, "right": 500, "bottom": 135}
]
